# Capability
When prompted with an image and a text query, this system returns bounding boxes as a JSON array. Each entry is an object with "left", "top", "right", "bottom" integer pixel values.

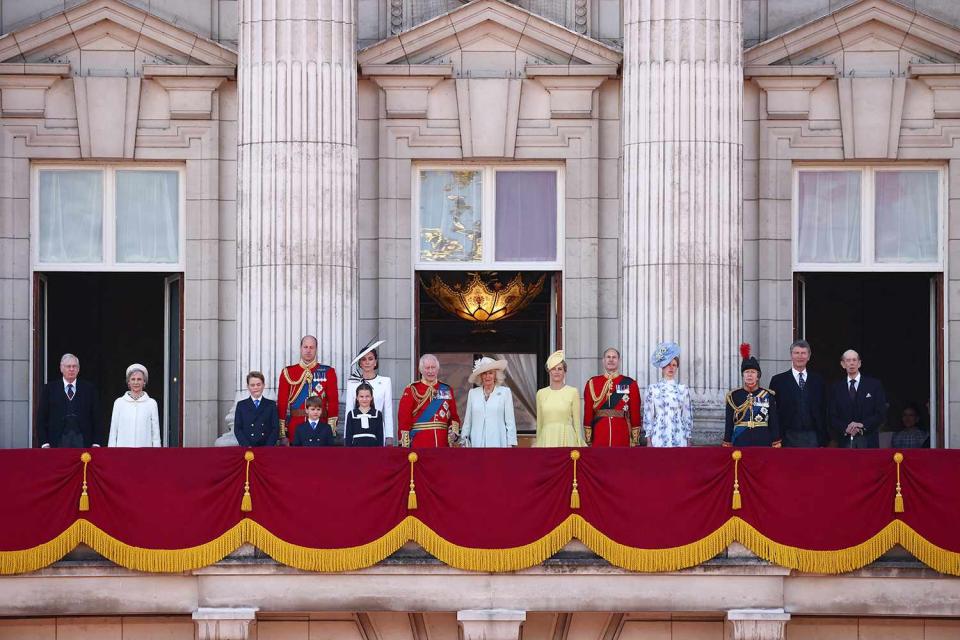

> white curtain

[
  {"left": 875, "top": 171, "right": 939, "bottom": 263},
  {"left": 115, "top": 171, "right": 179, "bottom": 263},
  {"left": 38, "top": 170, "right": 103, "bottom": 263},
  {"left": 797, "top": 171, "right": 861, "bottom": 263},
  {"left": 495, "top": 171, "right": 557, "bottom": 262},
  {"left": 496, "top": 352, "right": 538, "bottom": 431},
  {"left": 418, "top": 170, "right": 483, "bottom": 262}
]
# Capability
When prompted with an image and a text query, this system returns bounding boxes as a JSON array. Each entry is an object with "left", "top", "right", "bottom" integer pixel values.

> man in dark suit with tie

[
  {"left": 829, "top": 349, "right": 887, "bottom": 448},
  {"left": 769, "top": 340, "right": 827, "bottom": 447},
  {"left": 234, "top": 371, "right": 280, "bottom": 447},
  {"left": 37, "top": 353, "right": 100, "bottom": 448}
]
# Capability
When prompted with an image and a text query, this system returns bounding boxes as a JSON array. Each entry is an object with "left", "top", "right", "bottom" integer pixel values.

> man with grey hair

[
  {"left": 37, "top": 353, "right": 100, "bottom": 448},
  {"left": 768, "top": 340, "right": 827, "bottom": 447},
  {"left": 828, "top": 349, "right": 887, "bottom": 449},
  {"left": 397, "top": 354, "right": 461, "bottom": 448}
]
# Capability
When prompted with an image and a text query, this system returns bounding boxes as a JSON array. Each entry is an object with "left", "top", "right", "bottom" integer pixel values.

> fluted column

[
  {"left": 621, "top": 0, "right": 742, "bottom": 440},
  {"left": 237, "top": 0, "right": 358, "bottom": 396}
]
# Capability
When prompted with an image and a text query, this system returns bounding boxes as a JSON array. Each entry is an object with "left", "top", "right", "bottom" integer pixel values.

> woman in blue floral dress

[{"left": 643, "top": 342, "right": 694, "bottom": 447}]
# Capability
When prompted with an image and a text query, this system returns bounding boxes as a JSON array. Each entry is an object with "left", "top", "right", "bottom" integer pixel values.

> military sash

[
  {"left": 410, "top": 384, "right": 452, "bottom": 436},
  {"left": 285, "top": 364, "right": 329, "bottom": 420},
  {"left": 589, "top": 376, "right": 634, "bottom": 424}
]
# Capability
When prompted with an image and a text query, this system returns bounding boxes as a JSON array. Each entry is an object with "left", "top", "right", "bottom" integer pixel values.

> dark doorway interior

[
  {"left": 41, "top": 273, "right": 166, "bottom": 445},
  {"left": 800, "top": 272, "right": 933, "bottom": 443}
]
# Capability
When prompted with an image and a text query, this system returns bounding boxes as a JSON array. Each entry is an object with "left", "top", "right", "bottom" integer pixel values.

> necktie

[
  {"left": 254, "top": 399, "right": 260, "bottom": 409},
  {"left": 311, "top": 422, "right": 317, "bottom": 430},
  {"left": 798, "top": 372, "right": 805, "bottom": 392},
  {"left": 849, "top": 379, "right": 856, "bottom": 399},
  {"left": 67, "top": 384, "right": 74, "bottom": 401}
]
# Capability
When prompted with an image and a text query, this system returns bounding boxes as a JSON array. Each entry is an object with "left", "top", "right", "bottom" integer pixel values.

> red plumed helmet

[{"left": 739, "top": 343, "right": 751, "bottom": 360}]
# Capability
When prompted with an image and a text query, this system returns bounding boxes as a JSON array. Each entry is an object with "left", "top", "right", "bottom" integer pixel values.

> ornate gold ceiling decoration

[{"left": 422, "top": 272, "right": 546, "bottom": 328}]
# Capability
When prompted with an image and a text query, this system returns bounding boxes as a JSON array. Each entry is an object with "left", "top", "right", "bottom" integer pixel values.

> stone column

[
  {"left": 237, "top": 0, "right": 358, "bottom": 399},
  {"left": 193, "top": 607, "right": 258, "bottom": 640},
  {"left": 621, "top": 0, "right": 743, "bottom": 441},
  {"left": 457, "top": 609, "right": 526, "bottom": 640},
  {"left": 726, "top": 609, "right": 790, "bottom": 640}
]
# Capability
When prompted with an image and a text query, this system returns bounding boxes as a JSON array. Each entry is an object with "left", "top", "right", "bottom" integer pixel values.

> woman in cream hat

[
  {"left": 461, "top": 356, "right": 517, "bottom": 447},
  {"left": 534, "top": 350, "right": 584, "bottom": 447},
  {"left": 108, "top": 363, "right": 161, "bottom": 447},
  {"left": 642, "top": 342, "right": 693, "bottom": 447}
]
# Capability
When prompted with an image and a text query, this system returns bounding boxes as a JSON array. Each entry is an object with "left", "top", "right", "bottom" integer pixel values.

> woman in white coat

[
  {"left": 461, "top": 357, "right": 517, "bottom": 448},
  {"left": 345, "top": 339, "right": 395, "bottom": 445},
  {"left": 108, "top": 363, "right": 161, "bottom": 447}
]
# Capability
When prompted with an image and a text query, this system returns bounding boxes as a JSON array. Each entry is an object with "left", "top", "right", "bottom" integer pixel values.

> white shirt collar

[
  {"left": 791, "top": 368, "right": 806, "bottom": 384},
  {"left": 63, "top": 377, "right": 78, "bottom": 391},
  {"left": 847, "top": 373, "right": 861, "bottom": 386}
]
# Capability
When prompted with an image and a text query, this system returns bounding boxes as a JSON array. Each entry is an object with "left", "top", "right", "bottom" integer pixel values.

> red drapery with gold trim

[{"left": 3, "top": 447, "right": 958, "bottom": 575}]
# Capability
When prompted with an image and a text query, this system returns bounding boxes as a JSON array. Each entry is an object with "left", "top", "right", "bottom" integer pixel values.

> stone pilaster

[
  {"left": 237, "top": 0, "right": 358, "bottom": 398},
  {"left": 727, "top": 609, "right": 790, "bottom": 640},
  {"left": 457, "top": 609, "right": 526, "bottom": 640},
  {"left": 193, "top": 607, "right": 258, "bottom": 640},
  {"left": 621, "top": 0, "right": 743, "bottom": 442}
]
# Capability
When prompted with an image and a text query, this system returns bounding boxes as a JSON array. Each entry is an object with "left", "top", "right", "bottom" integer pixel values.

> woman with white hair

[
  {"left": 461, "top": 356, "right": 517, "bottom": 448},
  {"left": 108, "top": 363, "right": 161, "bottom": 447}
]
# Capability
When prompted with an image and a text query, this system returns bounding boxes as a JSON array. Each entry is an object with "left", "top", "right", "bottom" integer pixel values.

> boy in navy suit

[
  {"left": 234, "top": 371, "right": 280, "bottom": 447},
  {"left": 292, "top": 396, "right": 337, "bottom": 447}
]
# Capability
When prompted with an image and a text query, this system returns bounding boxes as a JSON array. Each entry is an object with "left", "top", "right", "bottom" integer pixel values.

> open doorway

[
  {"left": 34, "top": 272, "right": 182, "bottom": 447},
  {"left": 796, "top": 272, "right": 940, "bottom": 446}
]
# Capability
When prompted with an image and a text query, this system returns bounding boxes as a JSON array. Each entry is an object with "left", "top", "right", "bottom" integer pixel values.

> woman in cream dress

[
  {"left": 108, "top": 363, "right": 161, "bottom": 447},
  {"left": 535, "top": 350, "right": 584, "bottom": 447}
]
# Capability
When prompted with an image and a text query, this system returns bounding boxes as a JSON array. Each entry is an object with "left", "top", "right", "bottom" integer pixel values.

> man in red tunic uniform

[
  {"left": 583, "top": 347, "right": 643, "bottom": 447},
  {"left": 398, "top": 354, "right": 461, "bottom": 448},
  {"left": 277, "top": 335, "right": 339, "bottom": 444}
]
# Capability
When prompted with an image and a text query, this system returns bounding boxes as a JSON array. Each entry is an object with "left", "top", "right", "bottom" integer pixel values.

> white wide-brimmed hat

[{"left": 468, "top": 356, "right": 508, "bottom": 385}]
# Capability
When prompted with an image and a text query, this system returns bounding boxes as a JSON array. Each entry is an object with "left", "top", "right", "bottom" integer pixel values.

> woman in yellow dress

[{"left": 535, "top": 350, "right": 585, "bottom": 447}]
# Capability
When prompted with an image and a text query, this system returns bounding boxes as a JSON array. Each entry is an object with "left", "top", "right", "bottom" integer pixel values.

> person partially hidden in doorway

[
  {"left": 829, "top": 350, "right": 887, "bottom": 449},
  {"left": 37, "top": 353, "right": 100, "bottom": 448},
  {"left": 891, "top": 402, "right": 929, "bottom": 449},
  {"left": 291, "top": 396, "right": 337, "bottom": 447},
  {"left": 768, "top": 340, "right": 827, "bottom": 448}
]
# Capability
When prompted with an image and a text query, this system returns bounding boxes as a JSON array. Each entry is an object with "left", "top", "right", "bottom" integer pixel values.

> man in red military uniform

[
  {"left": 583, "top": 347, "right": 643, "bottom": 447},
  {"left": 277, "top": 335, "right": 339, "bottom": 444},
  {"left": 398, "top": 354, "right": 461, "bottom": 448}
]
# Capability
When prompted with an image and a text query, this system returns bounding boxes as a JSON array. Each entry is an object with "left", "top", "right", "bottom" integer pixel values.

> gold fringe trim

[{"left": 4, "top": 516, "right": 960, "bottom": 576}]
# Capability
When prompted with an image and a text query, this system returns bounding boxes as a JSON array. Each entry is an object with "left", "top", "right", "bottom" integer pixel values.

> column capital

[
  {"left": 457, "top": 609, "right": 526, "bottom": 640},
  {"left": 192, "top": 607, "right": 258, "bottom": 640},
  {"left": 726, "top": 609, "right": 790, "bottom": 640}
]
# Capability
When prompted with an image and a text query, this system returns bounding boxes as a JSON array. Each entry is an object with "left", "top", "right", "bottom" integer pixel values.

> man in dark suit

[
  {"left": 234, "top": 371, "right": 280, "bottom": 447},
  {"left": 829, "top": 349, "right": 887, "bottom": 448},
  {"left": 37, "top": 353, "right": 100, "bottom": 448},
  {"left": 769, "top": 340, "right": 827, "bottom": 447}
]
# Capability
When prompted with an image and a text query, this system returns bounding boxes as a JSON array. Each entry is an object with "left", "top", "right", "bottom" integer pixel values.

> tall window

[
  {"left": 33, "top": 165, "right": 184, "bottom": 270},
  {"left": 794, "top": 166, "right": 944, "bottom": 271},
  {"left": 415, "top": 165, "right": 562, "bottom": 270}
]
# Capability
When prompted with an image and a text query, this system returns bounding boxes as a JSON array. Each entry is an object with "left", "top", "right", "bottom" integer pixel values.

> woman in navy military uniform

[
  {"left": 344, "top": 382, "right": 385, "bottom": 447},
  {"left": 723, "top": 344, "right": 782, "bottom": 448}
]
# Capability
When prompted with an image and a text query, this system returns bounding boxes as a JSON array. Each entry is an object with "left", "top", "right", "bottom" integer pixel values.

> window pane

[
  {"left": 495, "top": 171, "right": 557, "bottom": 262},
  {"left": 38, "top": 170, "right": 103, "bottom": 263},
  {"left": 875, "top": 171, "right": 939, "bottom": 263},
  {"left": 419, "top": 170, "right": 482, "bottom": 262},
  {"left": 116, "top": 171, "right": 179, "bottom": 263},
  {"left": 797, "top": 171, "right": 861, "bottom": 263}
]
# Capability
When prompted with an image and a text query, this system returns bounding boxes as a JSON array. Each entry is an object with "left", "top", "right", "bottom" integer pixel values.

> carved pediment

[
  {"left": 745, "top": 0, "right": 960, "bottom": 73},
  {"left": 358, "top": 0, "right": 621, "bottom": 75},
  {"left": 0, "top": 0, "right": 237, "bottom": 70}
]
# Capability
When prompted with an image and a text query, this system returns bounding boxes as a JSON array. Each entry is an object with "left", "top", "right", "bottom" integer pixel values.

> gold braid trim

[
  {"left": 3, "top": 517, "right": 960, "bottom": 576},
  {"left": 589, "top": 375, "right": 616, "bottom": 411},
  {"left": 408, "top": 382, "right": 437, "bottom": 418},
  {"left": 726, "top": 390, "right": 753, "bottom": 425}
]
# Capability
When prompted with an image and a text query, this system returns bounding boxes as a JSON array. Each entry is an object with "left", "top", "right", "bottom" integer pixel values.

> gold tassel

[
  {"left": 731, "top": 450, "right": 742, "bottom": 511},
  {"left": 78, "top": 452, "right": 92, "bottom": 512},
  {"left": 894, "top": 452, "right": 905, "bottom": 513},
  {"left": 241, "top": 450, "right": 254, "bottom": 512},
  {"left": 570, "top": 450, "right": 581, "bottom": 509},
  {"left": 407, "top": 452, "right": 419, "bottom": 510}
]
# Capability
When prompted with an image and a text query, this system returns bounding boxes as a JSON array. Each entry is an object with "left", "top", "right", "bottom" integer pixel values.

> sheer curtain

[
  {"left": 797, "top": 171, "right": 861, "bottom": 263},
  {"left": 419, "top": 170, "right": 483, "bottom": 262},
  {"left": 115, "top": 171, "right": 179, "bottom": 263},
  {"left": 495, "top": 171, "right": 557, "bottom": 262},
  {"left": 38, "top": 170, "right": 103, "bottom": 263},
  {"left": 497, "top": 353, "right": 538, "bottom": 431},
  {"left": 875, "top": 170, "right": 939, "bottom": 263}
]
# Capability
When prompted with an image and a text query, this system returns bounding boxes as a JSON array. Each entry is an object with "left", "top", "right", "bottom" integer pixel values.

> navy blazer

[
  {"left": 291, "top": 420, "right": 337, "bottom": 447},
  {"left": 36, "top": 379, "right": 100, "bottom": 447},
  {"left": 769, "top": 369, "right": 827, "bottom": 445},
  {"left": 828, "top": 375, "right": 887, "bottom": 448},
  {"left": 234, "top": 397, "right": 279, "bottom": 447}
]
